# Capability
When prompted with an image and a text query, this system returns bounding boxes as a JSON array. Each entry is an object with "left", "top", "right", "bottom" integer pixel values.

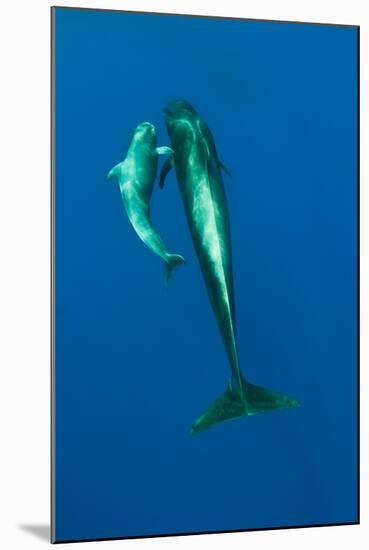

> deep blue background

[{"left": 54, "top": 8, "right": 358, "bottom": 542}]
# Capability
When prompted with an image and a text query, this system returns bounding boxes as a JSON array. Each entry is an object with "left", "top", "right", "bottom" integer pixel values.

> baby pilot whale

[
  {"left": 108, "top": 122, "right": 185, "bottom": 286},
  {"left": 160, "top": 100, "right": 299, "bottom": 434}
]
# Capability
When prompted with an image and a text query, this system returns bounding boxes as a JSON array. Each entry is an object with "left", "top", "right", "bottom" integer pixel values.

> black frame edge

[
  {"left": 53, "top": 521, "right": 360, "bottom": 545},
  {"left": 356, "top": 24, "right": 360, "bottom": 526},
  {"left": 50, "top": 5, "right": 359, "bottom": 29},
  {"left": 51, "top": 5, "right": 56, "bottom": 545}
]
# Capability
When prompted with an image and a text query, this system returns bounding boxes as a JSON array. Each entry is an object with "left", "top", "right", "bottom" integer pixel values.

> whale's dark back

[{"left": 164, "top": 100, "right": 236, "bottom": 324}]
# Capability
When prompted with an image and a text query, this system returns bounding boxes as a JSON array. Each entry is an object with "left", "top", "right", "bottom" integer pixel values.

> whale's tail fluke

[
  {"left": 164, "top": 254, "right": 185, "bottom": 288},
  {"left": 191, "top": 378, "right": 299, "bottom": 436}
]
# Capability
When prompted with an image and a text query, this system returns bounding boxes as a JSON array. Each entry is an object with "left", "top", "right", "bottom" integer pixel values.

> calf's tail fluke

[
  {"left": 165, "top": 254, "right": 186, "bottom": 288},
  {"left": 191, "top": 378, "right": 299, "bottom": 435}
]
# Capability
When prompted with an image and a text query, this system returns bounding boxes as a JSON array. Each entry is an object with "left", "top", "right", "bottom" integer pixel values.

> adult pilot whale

[
  {"left": 108, "top": 121, "right": 185, "bottom": 286},
  {"left": 160, "top": 100, "right": 299, "bottom": 434}
]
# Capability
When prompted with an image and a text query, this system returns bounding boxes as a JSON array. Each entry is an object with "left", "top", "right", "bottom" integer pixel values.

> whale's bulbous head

[
  {"left": 133, "top": 121, "right": 157, "bottom": 148},
  {"left": 164, "top": 101, "right": 199, "bottom": 150},
  {"left": 164, "top": 100, "right": 198, "bottom": 122}
]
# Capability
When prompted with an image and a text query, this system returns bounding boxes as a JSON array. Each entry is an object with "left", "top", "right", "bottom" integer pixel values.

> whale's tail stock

[
  {"left": 191, "top": 378, "right": 299, "bottom": 435},
  {"left": 164, "top": 254, "right": 185, "bottom": 288}
]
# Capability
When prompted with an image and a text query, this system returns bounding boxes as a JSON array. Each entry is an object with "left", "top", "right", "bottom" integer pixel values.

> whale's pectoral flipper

[
  {"left": 156, "top": 146, "right": 174, "bottom": 156},
  {"left": 107, "top": 161, "right": 124, "bottom": 181},
  {"left": 165, "top": 253, "right": 185, "bottom": 288},
  {"left": 218, "top": 160, "right": 231, "bottom": 177},
  {"left": 159, "top": 156, "right": 175, "bottom": 189},
  {"left": 191, "top": 379, "right": 300, "bottom": 435}
]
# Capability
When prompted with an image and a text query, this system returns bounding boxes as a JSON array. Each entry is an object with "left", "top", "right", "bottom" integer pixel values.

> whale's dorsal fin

[
  {"left": 156, "top": 146, "right": 173, "bottom": 156},
  {"left": 159, "top": 156, "right": 174, "bottom": 189},
  {"left": 218, "top": 160, "right": 231, "bottom": 177},
  {"left": 197, "top": 117, "right": 231, "bottom": 177}
]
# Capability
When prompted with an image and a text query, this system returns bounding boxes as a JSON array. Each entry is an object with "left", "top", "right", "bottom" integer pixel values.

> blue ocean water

[{"left": 54, "top": 8, "right": 358, "bottom": 542}]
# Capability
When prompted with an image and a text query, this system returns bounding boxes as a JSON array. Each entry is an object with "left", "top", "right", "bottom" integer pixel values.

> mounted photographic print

[{"left": 51, "top": 6, "right": 359, "bottom": 543}]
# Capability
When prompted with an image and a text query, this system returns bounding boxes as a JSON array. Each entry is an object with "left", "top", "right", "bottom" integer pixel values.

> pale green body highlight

[
  {"left": 108, "top": 122, "right": 184, "bottom": 285},
  {"left": 162, "top": 101, "right": 299, "bottom": 434}
]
